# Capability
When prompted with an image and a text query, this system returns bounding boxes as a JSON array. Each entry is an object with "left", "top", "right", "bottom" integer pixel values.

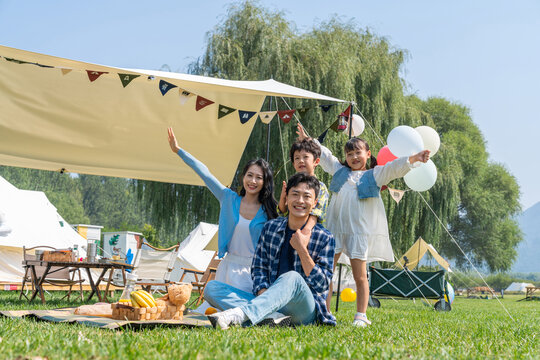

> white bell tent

[{"left": 0, "top": 176, "right": 87, "bottom": 282}]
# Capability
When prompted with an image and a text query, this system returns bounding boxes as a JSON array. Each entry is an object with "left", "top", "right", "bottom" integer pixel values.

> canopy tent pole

[
  {"left": 335, "top": 101, "right": 354, "bottom": 313},
  {"left": 265, "top": 97, "right": 273, "bottom": 162}
]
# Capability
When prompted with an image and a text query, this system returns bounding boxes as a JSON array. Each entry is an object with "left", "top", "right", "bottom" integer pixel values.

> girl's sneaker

[{"left": 353, "top": 314, "right": 371, "bottom": 327}]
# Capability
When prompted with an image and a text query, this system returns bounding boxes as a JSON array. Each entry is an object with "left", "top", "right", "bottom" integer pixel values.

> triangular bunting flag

[
  {"left": 317, "top": 129, "right": 329, "bottom": 144},
  {"left": 118, "top": 73, "right": 140, "bottom": 88},
  {"left": 329, "top": 119, "right": 339, "bottom": 132},
  {"left": 277, "top": 109, "right": 296, "bottom": 124},
  {"left": 341, "top": 104, "right": 352, "bottom": 118},
  {"left": 86, "top": 70, "right": 108, "bottom": 82},
  {"left": 320, "top": 104, "right": 334, "bottom": 112},
  {"left": 159, "top": 80, "right": 177, "bottom": 95},
  {"left": 297, "top": 107, "right": 311, "bottom": 118},
  {"left": 179, "top": 89, "right": 194, "bottom": 105},
  {"left": 387, "top": 187, "right": 406, "bottom": 204},
  {"left": 258, "top": 111, "right": 277, "bottom": 124},
  {"left": 60, "top": 68, "right": 72, "bottom": 75},
  {"left": 195, "top": 96, "right": 214, "bottom": 111},
  {"left": 238, "top": 110, "right": 257, "bottom": 124},
  {"left": 218, "top": 104, "right": 237, "bottom": 119}
]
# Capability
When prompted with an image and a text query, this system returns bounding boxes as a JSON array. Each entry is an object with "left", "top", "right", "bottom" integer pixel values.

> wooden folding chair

[
  {"left": 131, "top": 242, "right": 180, "bottom": 293},
  {"left": 20, "top": 246, "right": 84, "bottom": 302},
  {"left": 180, "top": 252, "right": 221, "bottom": 307}
]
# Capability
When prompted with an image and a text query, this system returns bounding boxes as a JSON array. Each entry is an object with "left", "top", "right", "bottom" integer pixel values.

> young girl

[
  {"left": 167, "top": 128, "right": 278, "bottom": 294},
  {"left": 298, "top": 125, "right": 429, "bottom": 327}
]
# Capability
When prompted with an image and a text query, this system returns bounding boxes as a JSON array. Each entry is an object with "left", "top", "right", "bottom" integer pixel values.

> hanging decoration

[
  {"left": 179, "top": 89, "right": 193, "bottom": 105},
  {"left": 277, "top": 109, "right": 296, "bottom": 124},
  {"left": 218, "top": 104, "right": 236, "bottom": 119},
  {"left": 118, "top": 73, "right": 140, "bottom": 88},
  {"left": 387, "top": 187, "right": 406, "bottom": 204},
  {"left": 86, "top": 70, "right": 108, "bottom": 82},
  {"left": 195, "top": 96, "right": 214, "bottom": 111},
  {"left": 159, "top": 80, "right": 177, "bottom": 95},
  {"left": 258, "top": 111, "right": 276, "bottom": 124},
  {"left": 1, "top": 54, "right": 344, "bottom": 126},
  {"left": 320, "top": 104, "right": 334, "bottom": 112},
  {"left": 238, "top": 110, "right": 257, "bottom": 124}
]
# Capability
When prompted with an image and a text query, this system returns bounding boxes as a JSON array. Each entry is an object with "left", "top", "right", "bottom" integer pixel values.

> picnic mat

[{"left": 0, "top": 308, "right": 211, "bottom": 330}]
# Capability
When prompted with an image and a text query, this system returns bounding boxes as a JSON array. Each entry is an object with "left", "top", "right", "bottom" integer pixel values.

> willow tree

[{"left": 140, "top": 1, "right": 522, "bottom": 270}]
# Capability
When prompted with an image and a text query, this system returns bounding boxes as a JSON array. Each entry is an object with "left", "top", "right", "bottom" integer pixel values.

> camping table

[
  {"left": 23, "top": 260, "right": 134, "bottom": 304},
  {"left": 525, "top": 286, "right": 540, "bottom": 300}
]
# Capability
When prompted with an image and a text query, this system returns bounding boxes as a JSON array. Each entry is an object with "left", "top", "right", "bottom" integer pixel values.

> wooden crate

[{"left": 111, "top": 303, "right": 184, "bottom": 321}]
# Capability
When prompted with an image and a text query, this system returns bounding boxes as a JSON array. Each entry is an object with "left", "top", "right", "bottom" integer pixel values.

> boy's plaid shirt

[{"left": 251, "top": 217, "right": 336, "bottom": 325}]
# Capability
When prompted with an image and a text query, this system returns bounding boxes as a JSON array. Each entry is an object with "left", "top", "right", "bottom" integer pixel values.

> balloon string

[{"left": 417, "top": 192, "right": 516, "bottom": 322}]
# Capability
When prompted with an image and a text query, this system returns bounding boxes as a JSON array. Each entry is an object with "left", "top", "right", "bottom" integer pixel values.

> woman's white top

[
  {"left": 318, "top": 141, "right": 415, "bottom": 262},
  {"left": 215, "top": 214, "right": 254, "bottom": 293}
]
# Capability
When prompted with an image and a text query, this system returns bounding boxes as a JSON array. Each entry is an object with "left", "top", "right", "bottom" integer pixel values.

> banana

[
  {"left": 129, "top": 293, "right": 141, "bottom": 308},
  {"left": 136, "top": 290, "right": 157, "bottom": 307},
  {"left": 131, "top": 291, "right": 151, "bottom": 307}
]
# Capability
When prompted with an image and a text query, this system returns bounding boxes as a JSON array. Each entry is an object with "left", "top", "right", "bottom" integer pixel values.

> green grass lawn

[{"left": 0, "top": 291, "right": 538, "bottom": 359}]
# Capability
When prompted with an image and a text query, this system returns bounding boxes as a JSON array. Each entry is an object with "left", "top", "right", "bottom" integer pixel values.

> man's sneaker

[
  {"left": 207, "top": 307, "right": 247, "bottom": 330},
  {"left": 352, "top": 314, "right": 371, "bottom": 327},
  {"left": 257, "top": 312, "right": 292, "bottom": 327}
]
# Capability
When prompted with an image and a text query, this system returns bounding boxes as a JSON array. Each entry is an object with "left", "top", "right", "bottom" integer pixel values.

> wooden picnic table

[{"left": 23, "top": 259, "right": 134, "bottom": 304}]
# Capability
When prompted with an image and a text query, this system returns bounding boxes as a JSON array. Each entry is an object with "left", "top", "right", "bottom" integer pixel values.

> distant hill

[{"left": 512, "top": 202, "right": 540, "bottom": 273}]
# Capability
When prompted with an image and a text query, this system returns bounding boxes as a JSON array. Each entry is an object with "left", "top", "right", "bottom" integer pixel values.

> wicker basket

[
  {"left": 111, "top": 303, "right": 184, "bottom": 321},
  {"left": 43, "top": 250, "right": 73, "bottom": 262}
]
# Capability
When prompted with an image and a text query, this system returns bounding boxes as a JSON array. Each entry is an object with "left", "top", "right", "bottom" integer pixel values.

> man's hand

[
  {"left": 291, "top": 227, "right": 315, "bottom": 276},
  {"left": 278, "top": 181, "right": 287, "bottom": 214},
  {"left": 290, "top": 227, "right": 311, "bottom": 253},
  {"left": 257, "top": 289, "right": 267, "bottom": 296},
  {"left": 167, "top": 127, "right": 181, "bottom": 153}
]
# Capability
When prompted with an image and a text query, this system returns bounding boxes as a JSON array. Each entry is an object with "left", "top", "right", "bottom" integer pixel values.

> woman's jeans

[{"left": 203, "top": 271, "right": 317, "bottom": 325}]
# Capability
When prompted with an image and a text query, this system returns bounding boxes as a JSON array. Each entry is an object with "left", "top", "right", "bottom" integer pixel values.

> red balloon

[{"left": 377, "top": 145, "right": 397, "bottom": 166}]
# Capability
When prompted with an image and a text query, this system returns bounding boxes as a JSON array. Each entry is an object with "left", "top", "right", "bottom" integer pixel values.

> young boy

[{"left": 278, "top": 123, "right": 329, "bottom": 230}]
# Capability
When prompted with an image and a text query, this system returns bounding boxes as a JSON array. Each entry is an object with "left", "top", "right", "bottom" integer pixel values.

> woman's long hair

[
  {"left": 341, "top": 137, "right": 378, "bottom": 169},
  {"left": 239, "top": 158, "right": 278, "bottom": 219}
]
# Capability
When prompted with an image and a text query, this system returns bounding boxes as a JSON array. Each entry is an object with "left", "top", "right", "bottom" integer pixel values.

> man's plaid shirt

[{"left": 251, "top": 216, "right": 336, "bottom": 325}]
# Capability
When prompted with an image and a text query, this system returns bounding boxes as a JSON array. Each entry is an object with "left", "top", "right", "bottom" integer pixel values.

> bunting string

[{"left": 0, "top": 54, "right": 341, "bottom": 127}]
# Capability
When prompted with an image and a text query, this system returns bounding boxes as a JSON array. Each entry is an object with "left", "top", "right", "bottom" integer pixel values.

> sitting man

[{"left": 204, "top": 172, "right": 336, "bottom": 329}]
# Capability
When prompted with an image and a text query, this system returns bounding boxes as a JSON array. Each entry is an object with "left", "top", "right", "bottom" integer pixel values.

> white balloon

[
  {"left": 415, "top": 126, "right": 440, "bottom": 156},
  {"left": 404, "top": 159, "right": 437, "bottom": 192},
  {"left": 387, "top": 125, "right": 424, "bottom": 157},
  {"left": 346, "top": 114, "right": 365, "bottom": 136}
]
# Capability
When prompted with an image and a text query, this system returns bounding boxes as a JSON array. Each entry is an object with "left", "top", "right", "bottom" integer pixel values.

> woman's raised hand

[
  {"left": 167, "top": 127, "right": 181, "bottom": 153},
  {"left": 296, "top": 123, "right": 309, "bottom": 141}
]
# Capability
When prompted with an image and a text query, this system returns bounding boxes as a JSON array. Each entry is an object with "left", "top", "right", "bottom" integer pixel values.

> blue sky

[{"left": 1, "top": 0, "right": 538, "bottom": 210}]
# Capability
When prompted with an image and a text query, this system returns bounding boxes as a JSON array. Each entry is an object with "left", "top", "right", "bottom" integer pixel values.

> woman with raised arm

[{"left": 167, "top": 128, "right": 278, "bottom": 293}]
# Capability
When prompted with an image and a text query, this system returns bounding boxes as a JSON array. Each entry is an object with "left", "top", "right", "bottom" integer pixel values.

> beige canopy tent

[
  {"left": 0, "top": 45, "right": 345, "bottom": 186},
  {"left": 394, "top": 237, "right": 452, "bottom": 272}
]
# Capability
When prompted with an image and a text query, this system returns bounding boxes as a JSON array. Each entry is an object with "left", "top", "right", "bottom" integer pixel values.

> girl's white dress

[
  {"left": 318, "top": 142, "right": 415, "bottom": 262},
  {"left": 214, "top": 214, "right": 254, "bottom": 293}
]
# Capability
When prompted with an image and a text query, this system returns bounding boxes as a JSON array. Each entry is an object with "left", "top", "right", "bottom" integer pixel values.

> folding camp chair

[
  {"left": 19, "top": 246, "right": 84, "bottom": 302},
  {"left": 131, "top": 242, "right": 180, "bottom": 293},
  {"left": 180, "top": 252, "right": 221, "bottom": 307},
  {"left": 368, "top": 266, "right": 451, "bottom": 311}
]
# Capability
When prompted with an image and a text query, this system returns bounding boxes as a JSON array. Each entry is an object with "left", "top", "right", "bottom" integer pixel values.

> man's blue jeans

[{"left": 203, "top": 271, "right": 317, "bottom": 325}]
